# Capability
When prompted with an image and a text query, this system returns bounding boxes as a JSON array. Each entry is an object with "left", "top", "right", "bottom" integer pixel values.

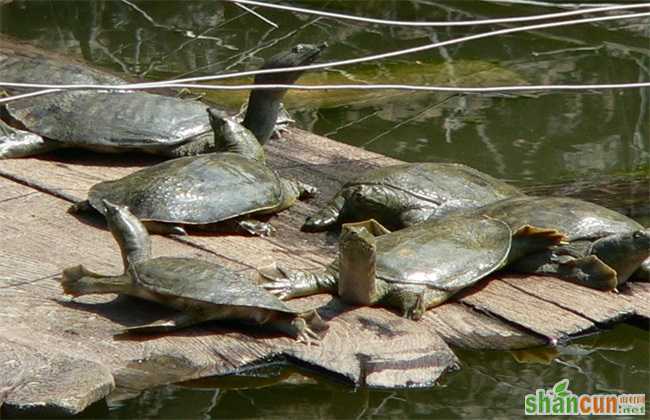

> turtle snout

[
  {"left": 102, "top": 199, "right": 119, "bottom": 215},
  {"left": 632, "top": 230, "right": 650, "bottom": 248}
]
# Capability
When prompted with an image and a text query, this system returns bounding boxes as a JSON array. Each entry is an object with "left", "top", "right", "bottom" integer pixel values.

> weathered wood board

[
  {"left": 1, "top": 128, "right": 646, "bottom": 416},
  {"left": 621, "top": 282, "right": 650, "bottom": 323}
]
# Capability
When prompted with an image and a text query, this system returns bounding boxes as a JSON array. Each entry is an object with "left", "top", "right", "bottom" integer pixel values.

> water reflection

[{"left": 98, "top": 325, "right": 647, "bottom": 419}]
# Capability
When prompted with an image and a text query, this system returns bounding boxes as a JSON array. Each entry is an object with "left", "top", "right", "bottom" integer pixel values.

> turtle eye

[{"left": 633, "top": 231, "right": 644, "bottom": 240}]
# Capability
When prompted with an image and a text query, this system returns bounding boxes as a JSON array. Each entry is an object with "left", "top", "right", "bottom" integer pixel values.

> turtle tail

[{"left": 122, "top": 313, "right": 202, "bottom": 335}]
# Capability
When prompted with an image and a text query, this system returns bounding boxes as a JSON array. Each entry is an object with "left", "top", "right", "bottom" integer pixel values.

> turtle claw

[
  {"left": 293, "top": 318, "right": 321, "bottom": 346},
  {"left": 262, "top": 279, "right": 294, "bottom": 300},
  {"left": 170, "top": 226, "right": 188, "bottom": 236},
  {"left": 239, "top": 220, "right": 276, "bottom": 237},
  {"left": 402, "top": 291, "right": 426, "bottom": 321}
]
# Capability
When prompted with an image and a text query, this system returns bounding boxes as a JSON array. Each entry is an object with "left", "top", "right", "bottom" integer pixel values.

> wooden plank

[
  {"left": 0, "top": 332, "right": 114, "bottom": 417},
  {"left": 621, "top": 282, "right": 650, "bottom": 321},
  {"left": 423, "top": 303, "right": 545, "bottom": 350},
  {"left": 500, "top": 274, "right": 635, "bottom": 324},
  {"left": 0, "top": 177, "right": 457, "bottom": 415},
  {"left": 458, "top": 278, "right": 596, "bottom": 344}
]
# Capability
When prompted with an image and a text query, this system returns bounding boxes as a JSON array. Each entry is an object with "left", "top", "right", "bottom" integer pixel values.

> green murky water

[{"left": 1, "top": 1, "right": 648, "bottom": 418}]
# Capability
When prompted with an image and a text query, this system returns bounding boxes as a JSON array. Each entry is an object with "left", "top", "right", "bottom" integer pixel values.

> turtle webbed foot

[
  {"left": 302, "top": 214, "right": 336, "bottom": 232},
  {"left": 238, "top": 219, "right": 276, "bottom": 237},
  {"left": 293, "top": 318, "right": 323, "bottom": 346},
  {"left": 297, "top": 182, "right": 318, "bottom": 200},
  {"left": 400, "top": 290, "right": 426, "bottom": 321},
  {"left": 259, "top": 264, "right": 326, "bottom": 300}
]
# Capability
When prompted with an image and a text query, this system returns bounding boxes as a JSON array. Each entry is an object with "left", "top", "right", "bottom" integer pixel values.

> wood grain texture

[
  {"left": 422, "top": 303, "right": 545, "bottom": 350},
  {"left": 621, "top": 282, "right": 650, "bottom": 321},
  {"left": 458, "top": 278, "right": 596, "bottom": 343},
  {"left": 500, "top": 274, "right": 635, "bottom": 324}
]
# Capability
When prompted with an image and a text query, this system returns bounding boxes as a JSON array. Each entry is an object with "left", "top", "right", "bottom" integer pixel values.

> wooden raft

[{"left": 0, "top": 128, "right": 648, "bottom": 416}]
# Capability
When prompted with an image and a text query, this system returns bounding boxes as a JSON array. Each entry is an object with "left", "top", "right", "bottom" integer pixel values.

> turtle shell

[
  {"left": 347, "top": 162, "right": 523, "bottom": 213},
  {"left": 479, "top": 196, "right": 642, "bottom": 241},
  {"left": 370, "top": 217, "right": 512, "bottom": 291},
  {"left": 88, "top": 153, "right": 286, "bottom": 224},
  {"left": 5, "top": 91, "right": 211, "bottom": 150},
  {"left": 0, "top": 44, "right": 125, "bottom": 86},
  {"left": 133, "top": 257, "right": 296, "bottom": 313},
  {"left": 1, "top": 47, "right": 211, "bottom": 150}
]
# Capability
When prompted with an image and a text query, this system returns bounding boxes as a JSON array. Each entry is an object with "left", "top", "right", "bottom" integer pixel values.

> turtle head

[
  {"left": 102, "top": 199, "right": 152, "bottom": 271},
  {"left": 207, "top": 108, "right": 265, "bottom": 162},
  {"left": 338, "top": 221, "right": 384, "bottom": 306},
  {"left": 207, "top": 108, "right": 229, "bottom": 131},
  {"left": 590, "top": 229, "right": 650, "bottom": 286},
  {"left": 244, "top": 43, "right": 326, "bottom": 145},
  {"left": 255, "top": 43, "right": 326, "bottom": 85}
]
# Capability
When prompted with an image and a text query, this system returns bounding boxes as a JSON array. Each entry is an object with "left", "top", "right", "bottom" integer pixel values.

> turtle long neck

[{"left": 241, "top": 89, "right": 283, "bottom": 146}]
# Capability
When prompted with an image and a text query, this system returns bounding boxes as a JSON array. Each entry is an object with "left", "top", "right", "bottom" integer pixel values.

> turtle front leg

[
  {"left": 259, "top": 264, "right": 337, "bottom": 300},
  {"left": 236, "top": 219, "right": 276, "bottom": 237},
  {"left": 302, "top": 194, "right": 346, "bottom": 232},
  {"left": 266, "top": 311, "right": 328, "bottom": 345},
  {"left": 384, "top": 285, "right": 453, "bottom": 320},
  {"left": 0, "top": 120, "right": 63, "bottom": 158}
]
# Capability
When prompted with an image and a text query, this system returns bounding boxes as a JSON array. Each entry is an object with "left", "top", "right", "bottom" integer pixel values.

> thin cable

[
  {"left": 225, "top": 0, "right": 650, "bottom": 27},
  {"left": 108, "top": 10, "right": 650, "bottom": 87},
  {"left": 233, "top": 2, "right": 279, "bottom": 29},
  {"left": 2, "top": 10, "right": 650, "bottom": 99},
  {"left": 1, "top": 82, "right": 649, "bottom": 105}
]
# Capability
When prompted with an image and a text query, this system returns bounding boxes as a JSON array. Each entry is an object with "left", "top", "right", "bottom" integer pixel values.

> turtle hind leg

[
  {"left": 512, "top": 253, "right": 618, "bottom": 291},
  {"left": 142, "top": 221, "right": 187, "bottom": 236},
  {"left": 0, "top": 122, "right": 62, "bottom": 158},
  {"left": 557, "top": 255, "right": 618, "bottom": 290},
  {"left": 507, "top": 225, "right": 568, "bottom": 263},
  {"left": 60, "top": 265, "right": 131, "bottom": 296},
  {"left": 200, "top": 218, "right": 275, "bottom": 237},
  {"left": 122, "top": 312, "right": 210, "bottom": 334},
  {"left": 386, "top": 286, "right": 453, "bottom": 321}
]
